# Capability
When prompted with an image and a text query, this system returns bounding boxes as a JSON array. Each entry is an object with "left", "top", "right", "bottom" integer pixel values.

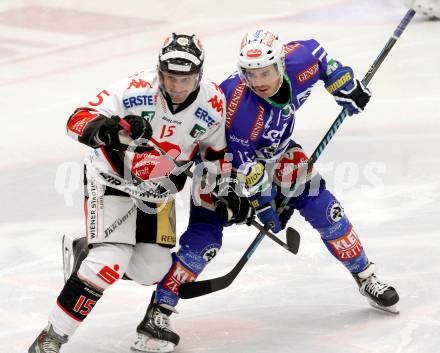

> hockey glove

[
  {"left": 274, "top": 193, "right": 296, "bottom": 230},
  {"left": 213, "top": 175, "right": 254, "bottom": 225},
  {"left": 325, "top": 66, "right": 371, "bottom": 115},
  {"left": 97, "top": 115, "right": 127, "bottom": 150},
  {"left": 122, "top": 115, "right": 153, "bottom": 141},
  {"left": 249, "top": 184, "right": 282, "bottom": 233}
]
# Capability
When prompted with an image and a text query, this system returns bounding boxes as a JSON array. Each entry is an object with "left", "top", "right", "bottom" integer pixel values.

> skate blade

[
  {"left": 367, "top": 298, "right": 400, "bottom": 314},
  {"left": 62, "top": 234, "right": 75, "bottom": 283},
  {"left": 131, "top": 334, "right": 175, "bottom": 353}
]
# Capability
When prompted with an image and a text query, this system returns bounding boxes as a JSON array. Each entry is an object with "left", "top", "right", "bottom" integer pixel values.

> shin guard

[
  {"left": 294, "top": 188, "right": 369, "bottom": 273},
  {"left": 49, "top": 273, "right": 103, "bottom": 336}
]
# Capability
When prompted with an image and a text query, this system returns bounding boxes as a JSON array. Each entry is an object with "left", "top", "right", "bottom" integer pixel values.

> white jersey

[{"left": 67, "top": 69, "right": 227, "bottom": 201}]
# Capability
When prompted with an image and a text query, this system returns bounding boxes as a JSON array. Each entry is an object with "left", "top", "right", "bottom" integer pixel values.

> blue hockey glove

[
  {"left": 249, "top": 185, "right": 282, "bottom": 233},
  {"left": 255, "top": 204, "right": 282, "bottom": 233},
  {"left": 325, "top": 66, "right": 371, "bottom": 115}
]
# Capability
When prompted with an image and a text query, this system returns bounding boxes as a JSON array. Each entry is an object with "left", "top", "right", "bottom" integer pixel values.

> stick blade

[
  {"left": 178, "top": 262, "right": 242, "bottom": 299},
  {"left": 178, "top": 280, "right": 214, "bottom": 299},
  {"left": 286, "top": 227, "right": 300, "bottom": 254}
]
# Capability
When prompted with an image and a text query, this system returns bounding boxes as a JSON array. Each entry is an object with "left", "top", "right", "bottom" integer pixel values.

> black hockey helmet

[{"left": 158, "top": 33, "right": 205, "bottom": 76}]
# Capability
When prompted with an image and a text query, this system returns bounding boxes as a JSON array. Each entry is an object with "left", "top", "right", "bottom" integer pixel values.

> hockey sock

[
  {"left": 294, "top": 188, "right": 369, "bottom": 273},
  {"left": 48, "top": 273, "right": 103, "bottom": 337}
]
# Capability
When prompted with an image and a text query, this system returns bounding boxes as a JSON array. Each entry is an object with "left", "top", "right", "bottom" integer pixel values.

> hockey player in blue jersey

[{"left": 132, "top": 29, "right": 399, "bottom": 352}]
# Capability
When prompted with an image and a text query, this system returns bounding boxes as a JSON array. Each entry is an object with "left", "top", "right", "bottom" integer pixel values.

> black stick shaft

[
  {"left": 124, "top": 136, "right": 297, "bottom": 253},
  {"left": 281, "top": 8, "right": 416, "bottom": 206}
]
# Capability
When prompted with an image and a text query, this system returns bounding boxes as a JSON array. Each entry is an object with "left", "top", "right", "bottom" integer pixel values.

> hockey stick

[
  {"left": 117, "top": 123, "right": 300, "bottom": 255},
  {"left": 177, "top": 9, "right": 416, "bottom": 299},
  {"left": 276, "top": 8, "right": 417, "bottom": 211},
  {"left": 304, "top": 8, "right": 416, "bottom": 167}
]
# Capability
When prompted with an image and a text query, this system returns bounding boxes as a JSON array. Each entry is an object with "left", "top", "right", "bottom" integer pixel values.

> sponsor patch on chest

[{"left": 194, "top": 107, "right": 217, "bottom": 127}]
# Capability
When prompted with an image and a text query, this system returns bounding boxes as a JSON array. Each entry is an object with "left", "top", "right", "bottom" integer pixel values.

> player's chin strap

[
  {"left": 117, "top": 120, "right": 300, "bottom": 256},
  {"left": 175, "top": 8, "right": 416, "bottom": 300}
]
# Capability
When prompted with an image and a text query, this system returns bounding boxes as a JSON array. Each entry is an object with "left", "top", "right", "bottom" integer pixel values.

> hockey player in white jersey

[{"left": 28, "top": 33, "right": 252, "bottom": 353}]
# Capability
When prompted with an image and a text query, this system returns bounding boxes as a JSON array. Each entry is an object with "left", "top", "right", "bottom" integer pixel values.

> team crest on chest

[
  {"left": 189, "top": 124, "right": 207, "bottom": 138},
  {"left": 141, "top": 110, "right": 155, "bottom": 123}
]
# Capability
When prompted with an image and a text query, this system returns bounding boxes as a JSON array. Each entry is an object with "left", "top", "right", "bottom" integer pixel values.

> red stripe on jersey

[
  {"left": 249, "top": 104, "right": 265, "bottom": 141},
  {"left": 188, "top": 144, "right": 199, "bottom": 161},
  {"left": 200, "top": 192, "right": 214, "bottom": 205},
  {"left": 226, "top": 80, "right": 246, "bottom": 129},
  {"left": 67, "top": 108, "right": 98, "bottom": 136},
  {"left": 283, "top": 43, "right": 301, "bottom": 58}
]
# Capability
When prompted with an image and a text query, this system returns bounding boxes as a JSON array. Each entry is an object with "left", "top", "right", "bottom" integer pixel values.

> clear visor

[
  {"left": 241, "top": 63, "right": 281, "bottom": 82},
  {"left": 239, "top": 63, "right": 283, "bottom": 94}
]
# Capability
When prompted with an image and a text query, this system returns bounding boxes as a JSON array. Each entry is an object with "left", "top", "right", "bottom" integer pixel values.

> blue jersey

[{"left": 220, "top": 39, "right": 338, "bottom": 183}]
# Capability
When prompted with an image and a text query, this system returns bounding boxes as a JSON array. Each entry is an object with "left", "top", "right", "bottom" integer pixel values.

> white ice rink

[{"left": 1, "top": 0, "right": 440, "bottom": 352}]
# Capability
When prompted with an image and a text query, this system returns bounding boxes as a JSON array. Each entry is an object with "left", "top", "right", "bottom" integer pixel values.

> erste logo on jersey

[
  {"left": 123, "top": 95, "right": 157, "bottom": 109},
  {"left": 195, "top": 107, "right": 217, "bottom": 127}
]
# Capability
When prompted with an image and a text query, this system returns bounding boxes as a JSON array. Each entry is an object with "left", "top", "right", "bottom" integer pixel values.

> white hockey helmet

[{"left": 238, "top": 29, "right": 285, "bottom": 82}]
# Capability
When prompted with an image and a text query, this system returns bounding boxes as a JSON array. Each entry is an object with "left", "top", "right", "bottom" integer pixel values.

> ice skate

[
  {"left": 353, "top": 263, "right": 400, "bottom": 314},
  {"left": 131, "top": 292, "right": 180, "bottom": 353},
  {"left": 28, "top": 324, "right": 68, "bottom": 353},
  {"left": 62, "top": 234, "right": 89, "bottom": 282}
]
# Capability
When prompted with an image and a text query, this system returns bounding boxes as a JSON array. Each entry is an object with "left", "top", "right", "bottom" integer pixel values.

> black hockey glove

[
  {"left": 213, "top": 175, "right": 255, "bottom": 225},
  {"left": 333, "top": 79, "right": 371, "bottom": 115},
  {"left": 97, "top": 115, "right": 126, "bottom": 150},
  {"left": 325, "top": 66, "right": 371, "bottom": 115},
  {"left": 275, "top": 193, "right": 295, "bottom": 230},
  {"left": 123, "top": 115, "right": 153, "bottom": 141}
]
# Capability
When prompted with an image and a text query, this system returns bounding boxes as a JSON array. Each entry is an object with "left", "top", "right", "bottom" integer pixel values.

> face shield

[{"left": 237, "top": 29, "right": 285, "bottom": 96}]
